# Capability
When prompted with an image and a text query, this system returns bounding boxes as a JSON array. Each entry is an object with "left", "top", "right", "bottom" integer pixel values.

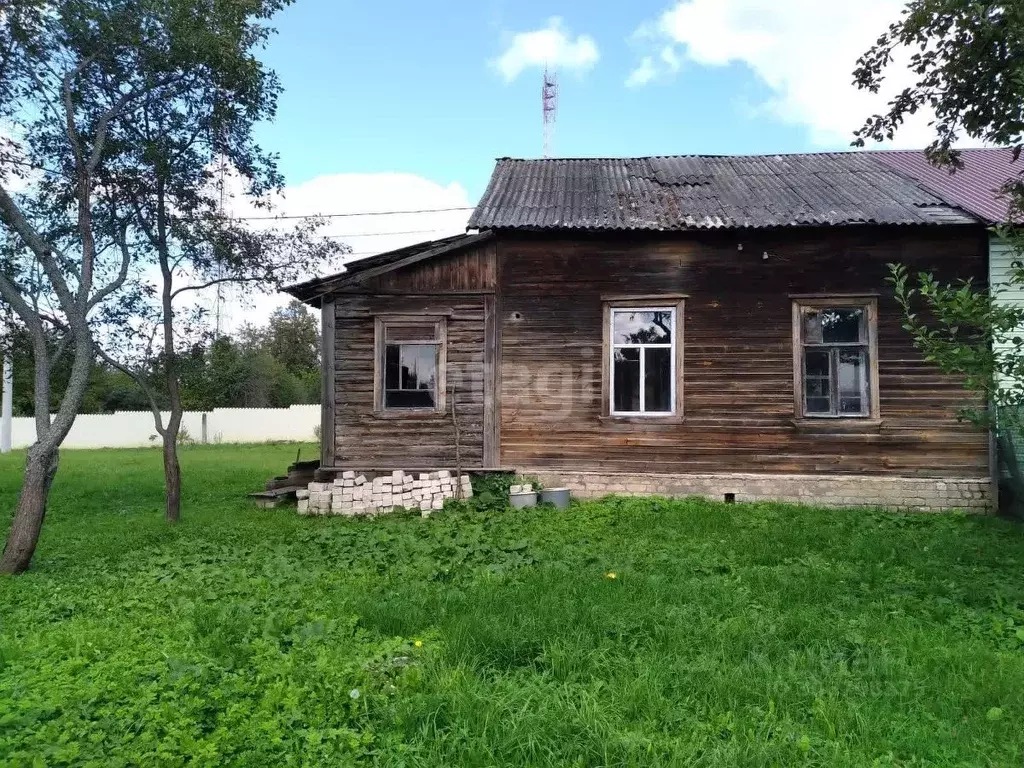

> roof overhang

[{"left": 283, "top": 232, "right": 492, "bottom": 307}]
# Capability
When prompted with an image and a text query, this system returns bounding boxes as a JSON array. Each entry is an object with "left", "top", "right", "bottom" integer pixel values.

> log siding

[
  {"left": 324, "top": 226, "right": 988, "bottom": 482},
  {"left": 496, "top": 227, "right": 988, "bottom": 478}
]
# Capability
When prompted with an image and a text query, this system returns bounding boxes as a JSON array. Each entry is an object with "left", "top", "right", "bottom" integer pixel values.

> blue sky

[
  {"left": 256, "top": 0, "right": 920, "bottom": 201},
  {"left": 227, "top": 0, "right": 925, "bottom": 326}
]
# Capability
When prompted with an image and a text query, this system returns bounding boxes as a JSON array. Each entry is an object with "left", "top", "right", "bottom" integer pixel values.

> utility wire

[
  {"left": 321, "top": 228, "right": 449, "bottom": 239},
  {"left": 227, "top": 205, "right": 474, "bottom": 221}
]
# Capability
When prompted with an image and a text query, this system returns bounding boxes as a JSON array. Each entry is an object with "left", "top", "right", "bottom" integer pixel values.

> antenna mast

[{"left": 542, "top": 66, "right": 557, "bottom": 158}]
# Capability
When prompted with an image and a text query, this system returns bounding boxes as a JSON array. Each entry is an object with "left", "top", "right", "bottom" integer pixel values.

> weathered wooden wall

[
  {"left": 328, "top": 242, "right": 496, "bottom": 468},
  {"left": 340, "top": 242, "right": 497, "bottom": 294},
  {"left": 496, "top": 227, "right": 989, "bottom": 478}
]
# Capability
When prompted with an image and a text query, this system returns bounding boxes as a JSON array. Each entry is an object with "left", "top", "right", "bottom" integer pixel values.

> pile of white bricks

[{"left": 297, "top": 470, "right": 472, "bottom": 517}]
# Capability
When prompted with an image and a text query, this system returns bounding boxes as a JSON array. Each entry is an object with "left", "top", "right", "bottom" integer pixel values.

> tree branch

[
  {"left": 169, "top": 274, "right": 270, "bottom": 301},
  {"left": 87, "top": 223, "right": 132, "bottom": 312},
  {"left": 0, "top": 183, "right": 77, "bottom": 315},
  {"left": 94, "top": 344, "right": 165, "bottom": 435}
]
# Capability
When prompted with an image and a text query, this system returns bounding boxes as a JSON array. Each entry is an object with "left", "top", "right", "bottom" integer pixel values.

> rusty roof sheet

[
  {"left": 467, "top": 153, "right": 980, "bottom": 231},
  {"left": 872, "top": 148, "right": 1020, "bottom": 224}
]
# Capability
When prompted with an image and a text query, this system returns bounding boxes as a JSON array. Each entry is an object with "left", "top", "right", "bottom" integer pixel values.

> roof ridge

[{"left": 494, "top": 147, "right": 1001, "bottom": 163}]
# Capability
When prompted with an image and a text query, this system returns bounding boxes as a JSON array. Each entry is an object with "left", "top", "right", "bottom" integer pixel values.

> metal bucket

[
  {"left": 540, "top": 488, "right": 571, "bottom": 509},
  {"left": 509, "top": 491, "right": 538, "bottom": 509}
]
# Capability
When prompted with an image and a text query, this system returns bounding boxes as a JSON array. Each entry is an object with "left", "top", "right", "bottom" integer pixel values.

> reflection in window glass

[
  {"left": 384, "top": 340, "right": 438, "bottom": 410},
  {"left": 610, "top": 308, "right": 675, "bottom": 415},
  {"left": 838, "top": 350, "right": 866, "bottom": 414},
  {"left": 612, "top": 311, "right": 672, "bottom": 345},
  {"left": 644, "top": 348, "right": 672, "bottom": 412},
  {"left": 613, "top": 348, "right": 640, "bottom": 413}
]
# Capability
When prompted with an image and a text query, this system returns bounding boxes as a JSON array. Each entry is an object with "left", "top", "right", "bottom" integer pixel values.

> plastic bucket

[
  {"left": 509, "top": 491, "right": 538, "bottom": 509},
  {"left": 540, "top": 488, "right": 571, "bottom": 509}
]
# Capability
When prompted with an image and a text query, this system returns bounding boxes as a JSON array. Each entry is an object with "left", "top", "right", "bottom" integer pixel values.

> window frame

[
  {"left": 373, "top": 315, "right": 447, "bottom": 416},
  {"left": 791, "top": 296, "right": 879, "bottom": 421},
  {"left": 602, "top": 299, "right": 685, "bottom": 420}
]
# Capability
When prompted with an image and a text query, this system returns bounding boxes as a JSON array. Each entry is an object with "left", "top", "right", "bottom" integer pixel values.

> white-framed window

[{"left": 609, "top": 306, "right": 677, "bottom": 416}]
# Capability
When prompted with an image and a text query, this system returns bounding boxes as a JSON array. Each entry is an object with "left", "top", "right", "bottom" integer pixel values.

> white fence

[{"left": 7, "top": 405, "right": 320, "bottom": 449}]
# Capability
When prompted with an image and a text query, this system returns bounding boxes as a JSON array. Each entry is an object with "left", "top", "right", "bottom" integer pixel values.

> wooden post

[{"left": 320, "top": 297, "right": 336, "bottom": 467}]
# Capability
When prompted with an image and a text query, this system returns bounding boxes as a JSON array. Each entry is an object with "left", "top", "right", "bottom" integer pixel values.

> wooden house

[{"left": 287, "top": 152, "right": 999, "bottom": 511}]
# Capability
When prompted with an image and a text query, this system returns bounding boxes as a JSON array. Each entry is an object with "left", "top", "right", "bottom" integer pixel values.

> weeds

[{"left": 0, "top": 445, "right": 1023, "bottom": 765}]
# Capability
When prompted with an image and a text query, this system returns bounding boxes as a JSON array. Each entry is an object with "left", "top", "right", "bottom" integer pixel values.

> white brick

[
  {"left": 438, "top": 470, "right": 451, "bottom": 480},
  {"left": 342, "top": 470, "right": 356, "bottom": 480},
  {"left": 419, "top": 500, "right": 431, "bottom": 511},
  {"left": 392, "top": 470, "right": 404, "bottom": 483},
  {"left": 432, "top": 498, "right": 444, "bottom": 510},
  {"left": 419, "top": 473, "right": 429, "bottom": 482},
  {"left": 296, "top": 489, "right": 310, "bottom": 500},
  {"left": 355, "top": 475, "right": 367, "bottom": 485}
]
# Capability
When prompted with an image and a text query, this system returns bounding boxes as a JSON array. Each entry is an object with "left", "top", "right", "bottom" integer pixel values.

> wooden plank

[
  {"left": 483, "top": 293, "right": 498, "bottom": 467},
  {"left": 321, "top": 297, "right": 336, "bottom": 467}
]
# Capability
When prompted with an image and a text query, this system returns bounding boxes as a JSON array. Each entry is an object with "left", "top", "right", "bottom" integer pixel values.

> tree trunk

[
  {"left": 0, "top": 445, "right": 58, "bottom": 574},
  {"left": 157, "top": 179, "right": 183, "bottom": 525},
  {"left": 162, "top": 427, "right": 181, "bottom": 524}
]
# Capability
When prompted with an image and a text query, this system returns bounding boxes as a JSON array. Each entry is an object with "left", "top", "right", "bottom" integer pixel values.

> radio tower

[{"left": 542, "top": 66, "right": 557, "bottom": 157}]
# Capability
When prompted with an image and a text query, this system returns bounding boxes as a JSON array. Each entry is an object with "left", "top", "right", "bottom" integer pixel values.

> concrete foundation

[{"left": 525, "top": 469, "right": 991, "bottom": 513}]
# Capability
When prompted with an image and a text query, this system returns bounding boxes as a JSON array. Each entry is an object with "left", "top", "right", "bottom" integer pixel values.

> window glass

[
  {"left": 612, "top": 311, "right": 672, "bottom": 345},
  {"left": 804, "top": 350, "right": 831, "bottom": 414},
  {"left": 610, "top": 307, "right": 676, "bottom": 415},
  {"left": 385, "top": 389, "right": 435, "bottom": 409},
  {"left": 381, "top": 321, "right": 440, "bottom": 410},
  {"left": 613, "top": 348, "right": 641, "bottom": 413},
  {"left": 820, "top": 308, "right": 864, "bottom": 343},
  {"left": 797, "top": 303, "right": 872, "bottom": 418},
  {"left": 644, "top": 348, "right": 672, "bottom": 412},
  {"left": 838, "top": 350, "right": 866, "bottom": 414}
]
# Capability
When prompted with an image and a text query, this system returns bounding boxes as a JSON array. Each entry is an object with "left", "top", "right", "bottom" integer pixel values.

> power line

[
  {"left": 228, "top": 205, "right": 474, "bottom": 221},
  {"left": 322, "top": 228, "right": 448, "bottom": 239}
]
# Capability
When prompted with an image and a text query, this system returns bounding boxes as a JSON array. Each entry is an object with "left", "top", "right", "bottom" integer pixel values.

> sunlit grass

[{"left": 1, "top": 444, "right": 1023, "bottom": 765}]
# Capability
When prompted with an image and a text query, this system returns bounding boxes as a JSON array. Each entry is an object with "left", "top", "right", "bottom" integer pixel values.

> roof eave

[{"left": 282, "top": 232, "right": 492, "bottom": 307}]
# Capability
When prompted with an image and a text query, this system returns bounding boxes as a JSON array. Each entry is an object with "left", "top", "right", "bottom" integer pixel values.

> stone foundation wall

[
  {"left": 526, "top": 470, "right": 991, "bottom": 513},
  {"left": 299, "top": 470, "right": 472, "bottom": 517}
]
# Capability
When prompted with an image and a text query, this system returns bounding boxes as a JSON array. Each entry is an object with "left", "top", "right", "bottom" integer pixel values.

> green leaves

[
  {"left": 887, "top": 255, "right": 1024, "bottom": 432},
  {"left": 2, "top": 444, "right": 1024, "bottom": 764}
]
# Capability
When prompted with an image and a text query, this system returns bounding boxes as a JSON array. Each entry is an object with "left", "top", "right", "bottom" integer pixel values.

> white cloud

[
  {"left": 626, "top": 57, "right": 657, "bottom": 88},
  {"left": 202, "top": 172, "right": 472, "bottom": 333},
  {"left": 628, "top": 0, "right": 935, "bottom": 147},
  {"left": 494, "top": 17, "right": 599, "bottom": 82},
  {"left": 626, "top": 46, "right": 683, "bottom": 87}
]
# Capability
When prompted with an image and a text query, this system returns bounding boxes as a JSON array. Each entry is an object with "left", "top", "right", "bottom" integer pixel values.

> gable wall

[{"left": 326, "top": 241, "right": 496, "bottom": 469}]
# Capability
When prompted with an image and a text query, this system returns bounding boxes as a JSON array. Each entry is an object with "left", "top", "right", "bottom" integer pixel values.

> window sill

[
  {"left": 791, "top": 417, "right": 882, "bottom": 433},
  {"left": 599, "top": 414, "right": 685, "bottom": 425},
  {"left": 372, "top": 410, "right": 446, "bottom": 421}
]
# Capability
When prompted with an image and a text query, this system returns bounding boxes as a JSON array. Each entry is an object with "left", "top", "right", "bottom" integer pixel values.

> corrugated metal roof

[
  {"left": 872, "top": 148, "right": 1020, "bottom": 224},
  {"left": 467, "top": 153, "right": 980, "bottom": 231}
]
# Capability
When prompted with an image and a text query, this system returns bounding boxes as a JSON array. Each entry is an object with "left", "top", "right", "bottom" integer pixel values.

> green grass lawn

[{"left": 1, "top": 445, "right": 1024, "bottom": 766}]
